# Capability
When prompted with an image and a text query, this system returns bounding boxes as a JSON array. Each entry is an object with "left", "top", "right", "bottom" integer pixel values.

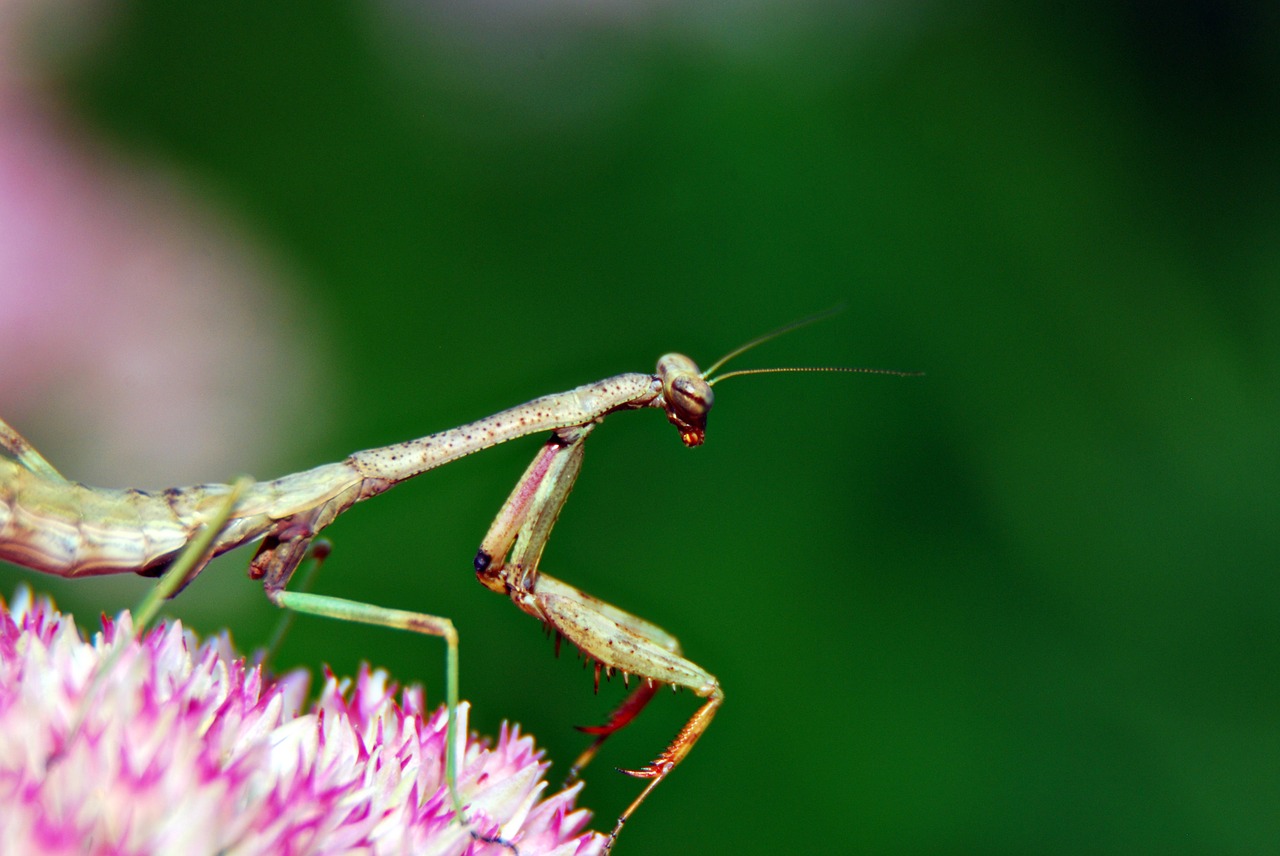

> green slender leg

[
  {"left": 266, "top": 588, "right": 515, "bottom": 852},
  {"left": 133, "top": 475, "right": 253, "bottom": 629},
  {"left": 248, "top": 496, "right": 516, "bottom": 849}
]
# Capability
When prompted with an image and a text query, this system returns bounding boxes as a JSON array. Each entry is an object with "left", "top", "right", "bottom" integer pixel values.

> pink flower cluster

[{"left": 0, "top": 588, "right": 605, "bottom": 855}]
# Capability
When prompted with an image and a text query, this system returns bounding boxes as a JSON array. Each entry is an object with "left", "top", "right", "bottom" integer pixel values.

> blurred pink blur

[{"left": 0, "top": 2, "right": 324, "bottom": 487}]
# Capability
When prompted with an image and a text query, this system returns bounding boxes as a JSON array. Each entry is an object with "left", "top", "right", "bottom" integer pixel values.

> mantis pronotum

[{"left": 0, "top": 312, "right": 916, "bottom": 851}]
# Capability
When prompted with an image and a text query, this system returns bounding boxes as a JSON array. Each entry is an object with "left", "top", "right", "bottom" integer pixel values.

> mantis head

[
  {"left": 655, "top": 353, "right": 714, "bottom": 447},
  {"left": 655, "top": 307, "right": 922, "bottom": 449}
]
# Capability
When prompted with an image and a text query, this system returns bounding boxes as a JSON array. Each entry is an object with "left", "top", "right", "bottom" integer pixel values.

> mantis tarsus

[{"left": 0, "top": 311, "right": 917, "bottom": 852}]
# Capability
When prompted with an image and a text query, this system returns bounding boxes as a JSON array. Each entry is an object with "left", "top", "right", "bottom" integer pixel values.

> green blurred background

[{"left": 3, "top": 1, "right": 1279, "bottom": 852}]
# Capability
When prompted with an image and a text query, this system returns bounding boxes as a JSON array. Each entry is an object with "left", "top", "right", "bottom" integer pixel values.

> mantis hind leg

[
  {"left": 50, "top": 475, "right": 252, "bottom": 771},
  {"left": 132, "top": 475, "right": 254, "bottom": 628}
]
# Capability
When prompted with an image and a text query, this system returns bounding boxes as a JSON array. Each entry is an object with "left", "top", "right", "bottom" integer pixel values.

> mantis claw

[{"left": 619, "top": 760, "right": 673, "bottom": 780}]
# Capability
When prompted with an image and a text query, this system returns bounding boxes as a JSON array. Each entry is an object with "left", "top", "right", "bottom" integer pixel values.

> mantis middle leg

[
  {"left": 248, "top": 499, "right": 512, "bottom": 847},
  {"left": 474, "top": 424, "right": 723, "bottom": 851}
]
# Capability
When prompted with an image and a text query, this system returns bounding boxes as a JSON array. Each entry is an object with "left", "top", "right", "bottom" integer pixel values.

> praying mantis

[{"left": 0, "top": 311, "right": 916, "bottom": 852}]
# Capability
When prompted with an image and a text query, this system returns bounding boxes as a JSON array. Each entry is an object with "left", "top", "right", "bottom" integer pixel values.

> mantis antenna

[{"left": 701, "top": 306, "right": 924, "bottom": 385}]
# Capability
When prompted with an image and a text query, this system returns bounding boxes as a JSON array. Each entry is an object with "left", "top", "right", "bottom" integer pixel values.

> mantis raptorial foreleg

[{"left": 474, "top": 424, "right": 723, "bottom": 849}]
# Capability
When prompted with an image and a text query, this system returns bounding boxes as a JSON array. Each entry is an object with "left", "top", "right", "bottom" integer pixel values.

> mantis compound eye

[
  {"left": 656, "top": 354, "right": 714, "bottom": 447},
  {"left": 669, "top": 376, "right": 713, "bottom": 422}
]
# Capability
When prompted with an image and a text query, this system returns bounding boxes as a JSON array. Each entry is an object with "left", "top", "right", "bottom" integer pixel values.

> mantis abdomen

[{"left": 0, "top": 458, "right": 360, "bottom": 577}]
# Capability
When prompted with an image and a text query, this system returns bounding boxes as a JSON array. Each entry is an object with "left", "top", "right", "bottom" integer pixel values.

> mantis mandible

[{"left": 0, "top": 311, "right": 917, "bottom": 851}]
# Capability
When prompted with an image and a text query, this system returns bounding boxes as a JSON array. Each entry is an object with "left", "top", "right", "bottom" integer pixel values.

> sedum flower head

[{"left": 0, "top": 588, "right": 605, "bottom": 856}]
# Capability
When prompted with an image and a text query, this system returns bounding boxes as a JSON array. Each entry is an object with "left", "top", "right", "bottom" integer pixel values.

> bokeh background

[{"left": 2, "top": 1, "right": 1278, "bottom": 853}]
